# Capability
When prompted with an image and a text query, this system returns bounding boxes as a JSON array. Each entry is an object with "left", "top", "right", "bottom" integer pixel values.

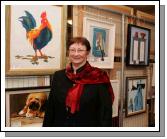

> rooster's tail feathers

[{"left": 18, "top": 10, "right": 36, "bottom": 32}]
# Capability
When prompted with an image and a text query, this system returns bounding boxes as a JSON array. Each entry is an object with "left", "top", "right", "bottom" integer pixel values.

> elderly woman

[{"left": 43, "top": 37, "right": 114, "bottom": 127}]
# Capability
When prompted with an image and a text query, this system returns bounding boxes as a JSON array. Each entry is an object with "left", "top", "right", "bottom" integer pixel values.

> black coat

[{"left": 43, "top": 68, "right": 113, "bottom": 127}]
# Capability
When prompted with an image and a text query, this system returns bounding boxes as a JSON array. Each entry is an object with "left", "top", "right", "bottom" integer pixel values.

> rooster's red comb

[{"left": 41, "top": 11, "right": 46, "bottom": 18}]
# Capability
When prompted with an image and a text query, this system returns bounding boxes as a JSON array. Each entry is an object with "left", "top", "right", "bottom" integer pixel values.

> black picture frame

[{"left": 126, "top": 24, "right": 151, "bottom": 66}]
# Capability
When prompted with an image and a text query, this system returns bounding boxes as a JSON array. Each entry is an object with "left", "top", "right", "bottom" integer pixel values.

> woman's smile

[{"left": 68, "top": 43, "right": 89, "bottom": 68}]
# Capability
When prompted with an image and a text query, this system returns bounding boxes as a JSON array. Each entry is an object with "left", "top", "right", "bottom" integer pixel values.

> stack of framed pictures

[{"left": 5, "top": 5, "right": 65, "bottom": 127}]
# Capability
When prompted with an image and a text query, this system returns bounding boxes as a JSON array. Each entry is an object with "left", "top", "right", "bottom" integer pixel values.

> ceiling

[{"left": 126, "top": 5, "right": 155, "bottom": 15}]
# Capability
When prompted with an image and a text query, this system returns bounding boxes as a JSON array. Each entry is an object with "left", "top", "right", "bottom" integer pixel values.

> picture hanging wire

[
  {"left": 76, "top": 5, "right": 155, "bottom": 25},
  {"left": 78, "top": 10, "right": 153, "bottom": 26}
]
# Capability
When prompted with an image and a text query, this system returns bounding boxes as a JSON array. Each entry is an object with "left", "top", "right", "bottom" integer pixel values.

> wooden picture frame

[
  {"left": 83, "top": 17, "right": 116, "bottom": 69},
  {"left": 5, "top": 5, "right": 66, "bottom": 76},
  {"left": 5, "top": 75, "right": 51, "bottom": 90},
  {"left": 5, "top": 88, "right": 50, "bottom": 127},
  {"left": 136, "top": 10, "right": 155, "bottom": 23},
  {"left": 126, "top": 24, "right": 151, "bottom": 66},
  {"left": 125, "top": 76, "right": 147, "bottom": 117}
]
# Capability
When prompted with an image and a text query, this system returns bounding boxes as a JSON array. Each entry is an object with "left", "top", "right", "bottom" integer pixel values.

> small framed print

[
  {"left": 125, "top": 76, "right": 147, "bottom": 117},
  {"left": 83, "top": 17, "right": 116, "bottom": 69},
  {"left": 126, "top": 24, "right": 151, "bottom": 66}
]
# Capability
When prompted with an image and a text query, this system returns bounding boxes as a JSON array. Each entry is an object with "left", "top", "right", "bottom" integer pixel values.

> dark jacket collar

[{"left": 70, "top": 61, "right": 88, "bottom": 73}]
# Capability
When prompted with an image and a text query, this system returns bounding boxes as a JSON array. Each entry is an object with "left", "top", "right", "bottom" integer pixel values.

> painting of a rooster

[{"left": 18, "top": 11, "right": 52, "bottom": 64}]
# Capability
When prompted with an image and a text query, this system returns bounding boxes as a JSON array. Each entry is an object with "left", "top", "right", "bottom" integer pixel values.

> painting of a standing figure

[
  {"left": 126, "top": 77, "right": 147, "bottom": 117},
  {"left": 134, "top": 82, "right": 145, "bottom": 111},
  {"left": 92, "top": 28, "right": 108, "bottom": 61},
  {"left": 83, "top": 17, "right": 116, "bottom": 69}
]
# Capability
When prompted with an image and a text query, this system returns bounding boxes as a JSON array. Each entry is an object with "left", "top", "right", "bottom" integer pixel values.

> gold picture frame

[{"left": 5, "top": 5, "right": 67, "bottom": 76}]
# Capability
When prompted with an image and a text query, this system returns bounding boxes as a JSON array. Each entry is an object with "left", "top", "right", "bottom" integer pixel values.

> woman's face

[{"left": 68, "top": 43, "right": 89, "bottom": 67}]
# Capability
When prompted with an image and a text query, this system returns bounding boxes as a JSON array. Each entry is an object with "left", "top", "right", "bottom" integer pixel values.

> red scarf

[{"left": 65, "top": 62, "right": 114, "bottom": 114}]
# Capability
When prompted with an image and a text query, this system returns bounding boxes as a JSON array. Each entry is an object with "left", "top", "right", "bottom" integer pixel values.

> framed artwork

[
  {"left": 5, "top": 88, "right": 50, "bottom": 127},
  {"left": 5, "top": 5, "right": 66, "bottom": 76},
  {"left": 125, "top": 76, "right": 147, "bottom": 117},
  {"left": 126, "top": 24, "right": 151, "bottom": 66},
  {"left": 5, "top": 75, "right": 51, "bottom": 90},
  {"left": 151, "top": 63, "right": 155, "bottom": 86},
  {"left": 83, "top": 17, "right": 116, "bottom": 69},
  {"left": 110, "top": 80, "right": 120, "bottom": 117}
]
